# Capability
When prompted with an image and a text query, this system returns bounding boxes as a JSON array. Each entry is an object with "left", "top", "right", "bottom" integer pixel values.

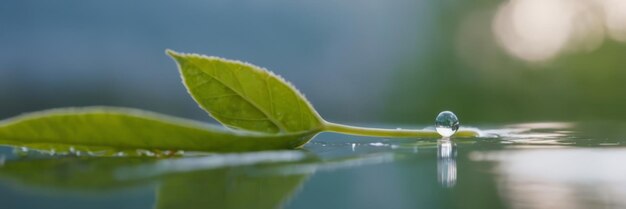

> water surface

[{"left": 0, "top": 122, "right": 624, "bottom": 209}]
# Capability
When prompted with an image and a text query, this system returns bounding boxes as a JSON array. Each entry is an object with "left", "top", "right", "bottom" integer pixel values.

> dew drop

[
  {"left": 435, "top": 111, "right": 460, "bottom": 137},
  {"left": 14, "top": 147, "right": 29, "bottom": 157}
]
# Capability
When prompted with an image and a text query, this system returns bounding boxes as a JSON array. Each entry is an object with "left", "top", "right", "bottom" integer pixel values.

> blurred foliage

[{"left": 387, "top": 1, "right": 626, "bottom": 124}]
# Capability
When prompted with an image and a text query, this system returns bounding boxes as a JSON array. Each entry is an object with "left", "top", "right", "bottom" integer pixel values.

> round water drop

[{"left": 435, "top": 111, "right": 460, "bottom": 137}]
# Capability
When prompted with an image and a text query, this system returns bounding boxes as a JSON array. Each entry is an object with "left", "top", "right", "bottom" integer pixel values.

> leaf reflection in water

[{"left": 0, "top": 148, "right": 399, "bottom": 209}]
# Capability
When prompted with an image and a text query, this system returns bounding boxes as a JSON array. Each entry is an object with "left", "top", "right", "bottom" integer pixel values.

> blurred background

[
  {"left": 2, "top": 0, "right": 626, "bottom": 125},
  {"left": 3, "top": 2, "right": 626, "bottom": 209}
]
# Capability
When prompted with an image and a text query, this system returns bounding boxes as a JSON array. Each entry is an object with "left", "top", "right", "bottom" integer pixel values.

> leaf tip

[
  {"left": 165, "top": 49, "right": 183, "bottom": 59},
  {"left": 166, "top": 49, "right": 189, "bottom": 67}
]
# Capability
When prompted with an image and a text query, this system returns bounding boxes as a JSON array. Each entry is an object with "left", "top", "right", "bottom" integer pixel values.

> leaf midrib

[{"left": 185, "top": 58, "right": 288, "bottom": 132}]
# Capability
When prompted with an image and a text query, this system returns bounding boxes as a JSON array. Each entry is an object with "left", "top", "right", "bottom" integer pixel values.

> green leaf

[
  {"left": 167, "top": 50, "right": 481, "bottom": 139},
  {"left": 0, "top": 51, "right": 478, "bottom": 155},
  {"left": 0, "top": 107, "right": 317, "bottom": 153},
  {"left": 167, "top": 50, "right": 324, "bottom": 134}
]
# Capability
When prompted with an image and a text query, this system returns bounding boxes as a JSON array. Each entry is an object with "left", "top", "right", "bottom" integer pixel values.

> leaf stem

[{"left": 323, "top": 122, "right": 479, "bottom": 138}]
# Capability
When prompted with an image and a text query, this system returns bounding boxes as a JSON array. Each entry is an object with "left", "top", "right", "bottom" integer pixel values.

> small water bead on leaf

[
  {"left": 435, "top": 111, "right": 460, "bottom": 137},
  {"left": 14, "top": 147, "right": 29, "bottom": 157}
]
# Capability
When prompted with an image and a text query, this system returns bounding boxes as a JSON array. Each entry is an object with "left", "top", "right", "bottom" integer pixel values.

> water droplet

[
  {"left": 435, "top": 111, "right": 460, "bottom": 137},
  {"left": 135, "top": 149, "right": 156, "bottom": 157},
  {"left": 369, "top": 142, "right": 386, "bottom": 147},
  {"left": 14, "top": 147, "right": 29, "bottom": 157}
]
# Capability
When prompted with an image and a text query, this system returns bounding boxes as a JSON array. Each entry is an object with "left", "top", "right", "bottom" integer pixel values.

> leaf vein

[
  {"left": 203, "top": 94, "right": 240, "bottom": 100},
  {"left": 231, "top": 66, "right": 247, "bottom": 97},
  {"left": 264, "top": 74, "right": 275, "bottom": 116}
]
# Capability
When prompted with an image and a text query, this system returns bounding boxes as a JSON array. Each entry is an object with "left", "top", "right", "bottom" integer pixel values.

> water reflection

[
  {"left": 0, "top": 149, "right": 397, "bottom": 209},
  {"left": 3, "top": 122, "right": 625, "bottom": 208},
  {"left": 476, "top": 122, "right": 626, "bottom": 147},
  {"left": 471, "top": 148, "right": 626, "bottom": 209},
  {"left": 437, "top": 139, "right": 457, "bottom": 188}
]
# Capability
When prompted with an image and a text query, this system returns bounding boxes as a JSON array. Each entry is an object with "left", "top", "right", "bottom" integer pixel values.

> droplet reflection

[{"left": 438, "top": 139, "right": 457, "bottom": 188}]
